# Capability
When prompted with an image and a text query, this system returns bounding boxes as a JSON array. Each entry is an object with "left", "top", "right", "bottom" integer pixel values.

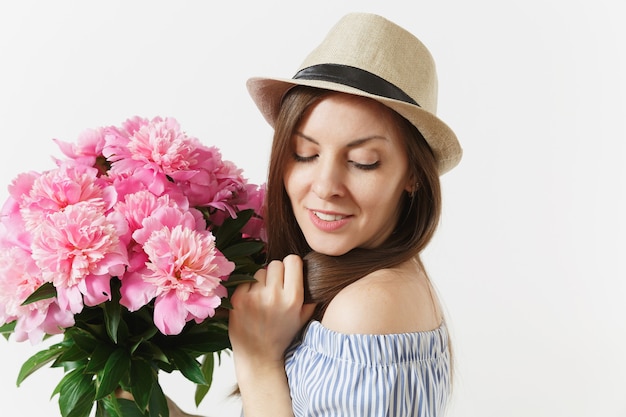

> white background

[{"left": 1, "top": 1, "right": 624, "bottom": 416}]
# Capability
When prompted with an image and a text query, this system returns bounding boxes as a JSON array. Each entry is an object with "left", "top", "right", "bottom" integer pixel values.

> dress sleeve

[{"left": 284, "top": 321, "right": 451, "bottom": 417}]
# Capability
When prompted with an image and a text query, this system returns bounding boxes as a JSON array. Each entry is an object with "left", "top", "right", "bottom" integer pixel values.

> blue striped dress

[{"left": 284, "top": 320, "right": 450, "bottom": 416}]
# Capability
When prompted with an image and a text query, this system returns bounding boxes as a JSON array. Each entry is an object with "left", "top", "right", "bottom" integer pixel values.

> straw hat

[{"left": 247, "top": 12, "right": 462, "bottom": 174}]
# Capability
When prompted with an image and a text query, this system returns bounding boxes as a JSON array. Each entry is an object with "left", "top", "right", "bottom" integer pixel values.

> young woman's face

[{"left": 284, "top": 93, "right": 413, "bottom": 256}]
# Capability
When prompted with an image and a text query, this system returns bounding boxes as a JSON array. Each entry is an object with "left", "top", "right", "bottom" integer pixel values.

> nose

[{"left": 311, "top": 159, "right": 344, "bottom": 200}]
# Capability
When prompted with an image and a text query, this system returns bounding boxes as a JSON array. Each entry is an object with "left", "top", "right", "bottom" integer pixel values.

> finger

[
  {"left": 264, "top": 259, "right": 285, "bottom": 289},
  {"left": 230, "top": 283, "right": 249, "bottom": 308},
  {"left": 282, "top": 254, "right": 304, "bottom": 294},
  {"left": 253, "top": 266, "right": 268, "bottom": 286}
]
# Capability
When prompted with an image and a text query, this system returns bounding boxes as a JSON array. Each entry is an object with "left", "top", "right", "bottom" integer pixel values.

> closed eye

[
  {"left": 350, "top": 160, "right": 380, "bottom": 170},
  {"left": 293, "top": 152, "right": 380, "bottom": 170},
  {"left": 293, "top": 153, "right": 317, "bottom": 163}
]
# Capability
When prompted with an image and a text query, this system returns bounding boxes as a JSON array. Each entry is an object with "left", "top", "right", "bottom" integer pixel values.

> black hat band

[{"left": 293, "top": 64, "right": 419, "bottom": 107}]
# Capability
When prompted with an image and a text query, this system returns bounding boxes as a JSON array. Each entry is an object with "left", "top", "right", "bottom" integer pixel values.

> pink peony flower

[
  {"left": 120, "top": 205, "right": 206, "bottom": 312},
  {"left": 174, "top": 146, "right": 247, "bottom": 211},
  {"left": 132, "top": 205, "right": 204, "bottom": 244},
  {"left": 17, "top": 164, "right": 116, "bottom": 231},
  {"left": 1, "top": 198, "right": 34, "bottom": 252},
  {"left": 0, "top": 246, "right": 43, "bottom": 325},
  {"left": 103, "top": 116, "right": 199, "bottom": 196},
  {"left": 0, "top": 246, "right": 74, "bottom": 344},
  {"left": 30, "top": 202, "right": 128, "bottom": 313},
  {"left": 6, "top": 171, "right": 39, "bottom": 207},
  {"left": 2, "top": 172, "right": 40, "bottom": 247},
  {"left": 120, "top": 205, "right": 206, "bottom": 311},
  {"left": 105, "top": 169, "right": 190, "bottom": 210},
  {"left": 53, "top": 127, "right": 108, "bottom": 174},
  {"left": 240, "top": 183, "right": 267, "bottom": 241},
  {"left": 141, "top": 225, "right": 233, "bottom": 335},
  {"left": 12, "top": 299, "right": 75, "bottom": 344},
  {"left": 114, "top": 190, "right": 183, "bottom": 243},
  {"left": 102, "top": 116, "right": 252, "bottom": 218},
  {"left": 118, "top": 115, "right": 152, "bottom": 137}
]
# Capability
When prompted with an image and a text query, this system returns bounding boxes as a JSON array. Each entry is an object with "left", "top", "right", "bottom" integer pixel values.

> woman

[{"left": 229, "top": 12, "right": 462, "bottom": 416}]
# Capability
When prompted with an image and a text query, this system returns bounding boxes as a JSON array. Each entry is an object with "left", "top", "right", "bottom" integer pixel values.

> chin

[
  {"left": 314, "top": 249, "right": 348, "bottom": 257},
  {"left": 307, "top": 241, "right": 354, "bottom": 257}
]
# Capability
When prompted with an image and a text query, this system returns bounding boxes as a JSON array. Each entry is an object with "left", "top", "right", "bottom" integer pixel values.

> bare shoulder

[{"left": 320, "top": 259, "right": 443, "bottom": 335}]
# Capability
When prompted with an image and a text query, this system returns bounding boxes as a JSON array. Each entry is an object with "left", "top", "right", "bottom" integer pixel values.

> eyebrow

[{"left": 294, "top": 132, "right": 388, "bottom": 147}]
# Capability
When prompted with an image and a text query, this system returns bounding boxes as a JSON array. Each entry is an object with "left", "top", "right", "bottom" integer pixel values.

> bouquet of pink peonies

[{"left": 0, "top": 116, "right": 266, "bottom": 417}]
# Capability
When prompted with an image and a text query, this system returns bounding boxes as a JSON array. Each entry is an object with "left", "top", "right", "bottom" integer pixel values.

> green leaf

[
  {"left": 154, "top": 359, "right": 176, "bottom": 374},
  {"left": 97, "top": 396, "right": 148, "bottom": 417},
  {"left": 175, "top": 339, "right": 230, "bottom": 355},
  {"left": 65, "top": 326, "right": 99, "bottom": 353},
  {"left": 103, "top": 301, "right": 122, "bottom": 345},
  {"left": 85, "top": 344, "right": 115, "bottom": 374},
  {"left": 167, "top": 349, "right": 207, "bottom": 385},
  {"left": 130, "top": 358, "right": 155, "bottom": 411},
  {"left": 56, "top": 367, "right": 96, "bottom": 417},
  {"left": 17, "top": 342, "right": 68, "bottom": 386},
  {"left": 222, "top": 273, "right": 257, "bottom": 288},
  {"left": 221, "top": 241, "right": 265, "bottom": 259},
  {"left": 118, "top": 398, "right": 149, "bottom": 417},
  {"left": 102, "top": 278, "right": 128, "bottom": 345},
  {"left": 232, "top": 256, "right": 265, "bottom": 275},
  {"left": 214, "top": 209, "right": 254, "bottom": 248},
  {"left": 74, "top": 305, "right": 105, "bottom": 323},
  {"left": 137, "top": 341, "right": 170, "bottom": 365},
  {"left": 194, "top": 354, "right": 214, "bottom": 406},
  {"left": 56, "top": 341, "right": 90, "bottom": 364},
  {"left": 66, "top": 387, "right": 97, "bottom": 417},
  {"left": 128, "top": 326, "right": 158, "bottom": 355},
  {"left": 96, "top": 396, "right": 121, "bottom": 417},
  {"left": 75, "top": 321, "right": 109, "bottom": 342},
  {"left": 95, "top": 349, "right": 131, "bottom": 400},
  {"left": 21, "top": 282, "right": 57, "bottom": 305},
  {"left": 148, "top": 382, "right": 169, "bottom": 417},
  {"left": 166, "top": 326, "right": 230, "bottom": 355},
  {"left": 0, "top": 321, "right": 16, "bottom": 340},
  {"left": 219, "top": 298, "right": 234, "bottom": 310}
]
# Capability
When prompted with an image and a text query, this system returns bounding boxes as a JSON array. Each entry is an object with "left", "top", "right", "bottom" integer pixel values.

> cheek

[
  {"left": 283, "top": 165, "right": 304, "bottom": 199},
  {"left": 356, "top": 175, "right": 407, "bottom": 212}
]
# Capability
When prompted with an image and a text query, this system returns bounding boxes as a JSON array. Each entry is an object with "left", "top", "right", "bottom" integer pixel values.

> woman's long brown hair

[{"left": 264, "top": 86, "right": 442, "bottom": 321}]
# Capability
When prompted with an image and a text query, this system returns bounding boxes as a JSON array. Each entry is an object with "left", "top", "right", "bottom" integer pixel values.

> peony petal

[
  {"left": 185, "top": 292, "right": 222, "bottom": 323},
  {"left": 153, "top": 292, "right": 186, "bottom": 335},
  {"left": 55, "top": 286, "right": 84, "bottom": 314},
  {"left": 80, "top": 274, "right": 112, "bottom": 307},
  {"left": 119, "top": 270, "right": 157, "bottom": 312}
]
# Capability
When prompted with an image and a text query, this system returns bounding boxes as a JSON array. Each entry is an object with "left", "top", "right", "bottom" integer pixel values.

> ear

[{"left": 404, "top": 174, "right": 418, "bottom": 194}]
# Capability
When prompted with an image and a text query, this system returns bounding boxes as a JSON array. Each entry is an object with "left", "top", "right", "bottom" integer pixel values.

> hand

[{"left": 229, "top": 254, "right": 315, "bottom": 366}]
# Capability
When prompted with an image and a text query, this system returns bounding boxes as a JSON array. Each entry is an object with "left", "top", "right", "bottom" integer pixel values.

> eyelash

[
  {"left": 292, "top": 153, "right": 380, "bottom": 171},
  {"left": 351, "top": 161, "right": 380, "bottom": 171},
  {"left": 292, "top": 153, "right": 317, "bottom": 163}
]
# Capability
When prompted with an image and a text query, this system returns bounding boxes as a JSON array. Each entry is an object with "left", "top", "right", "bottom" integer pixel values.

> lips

[
  {"left": 312, "top": 211, "right": 346, "bottom": 221},
  {"left": 308, "top": 209, "right": 351, "bottom": 232}
]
